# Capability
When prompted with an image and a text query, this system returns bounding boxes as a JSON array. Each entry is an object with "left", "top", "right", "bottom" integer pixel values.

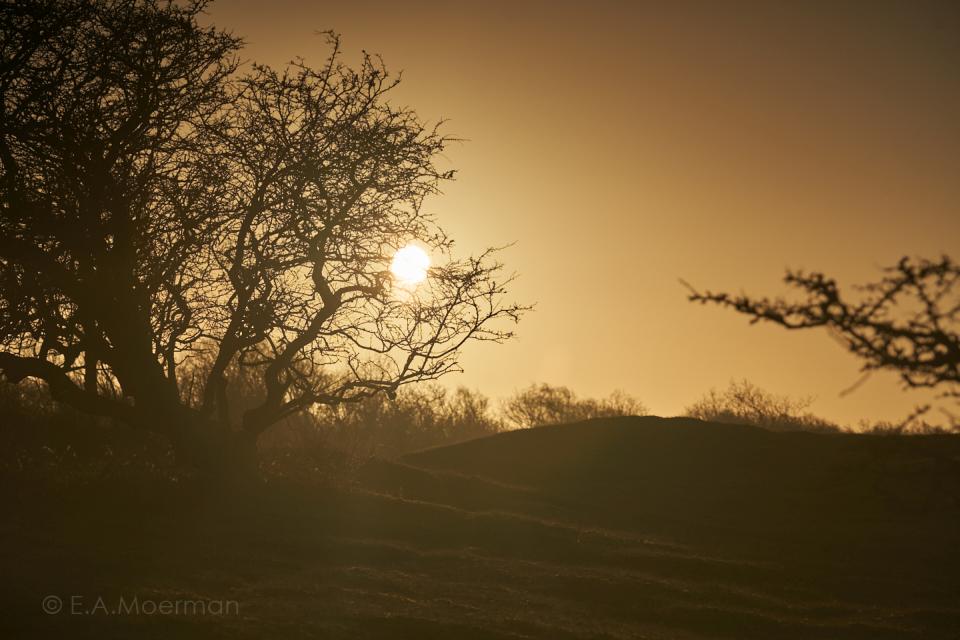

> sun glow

[{"left": 390, "top": 244, "right": 430, "bottom": 287}]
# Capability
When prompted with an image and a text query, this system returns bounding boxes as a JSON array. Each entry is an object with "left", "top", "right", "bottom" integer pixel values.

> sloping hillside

[
  {"left": 4, "top": 416, "right": 960, "bottom": 639},
  {"left": 364, "top": 417, "right": 960, "bottom": 635},
  {"left": 401, "top": 416, "right": 960, "bottom": 539}
]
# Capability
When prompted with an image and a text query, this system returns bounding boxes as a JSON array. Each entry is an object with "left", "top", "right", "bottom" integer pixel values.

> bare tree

[
  {"left": 686, "top": 256, "right": 959, "bottom": 426},
  {"left": 0, "top": 0, "right": 525, "bottom": 475}
]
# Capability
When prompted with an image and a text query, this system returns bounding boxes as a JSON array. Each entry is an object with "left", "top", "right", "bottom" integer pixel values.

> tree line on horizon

[{"left": 3, "top": 374, "right": 955, "bottom": 484}]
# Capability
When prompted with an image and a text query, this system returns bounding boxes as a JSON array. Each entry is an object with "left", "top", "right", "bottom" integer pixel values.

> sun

[{"left": 390, "top": 244, "right": 430, "bottom": 287}]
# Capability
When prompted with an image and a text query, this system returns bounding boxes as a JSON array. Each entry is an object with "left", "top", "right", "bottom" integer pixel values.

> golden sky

[{"left": 208, "top": 1, "right": 959, "bottom": 426}]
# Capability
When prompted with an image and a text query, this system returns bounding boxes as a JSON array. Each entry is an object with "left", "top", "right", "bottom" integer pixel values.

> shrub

[
  {"left": 503, "top": 383, "right": 647, "bottom": 428},
  {"left": 262, "top": 385, "right": 504, "bottom": 461},
  {"left": 685, "top": 379, "right": 840, "bottom": 433}
]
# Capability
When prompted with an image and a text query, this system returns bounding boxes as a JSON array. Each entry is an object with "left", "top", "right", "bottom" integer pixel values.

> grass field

[{"left": 3, "top": 416, "right": 960, "bottom": 638}]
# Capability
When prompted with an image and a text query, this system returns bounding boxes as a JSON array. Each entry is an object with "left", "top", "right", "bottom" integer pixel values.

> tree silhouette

[
  {"left": 0, "top": 0, "right": 524, "bottom": 474},
  {"left": 686, "top": 256, "right": 959, "bottom": 425}
]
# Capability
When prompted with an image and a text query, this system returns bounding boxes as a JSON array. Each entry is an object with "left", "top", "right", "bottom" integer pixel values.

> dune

[
  {"left": 401, "top": 416, "right": 960, "bottom": 533},
  {"left": 361, "top": 417, "right": 960, "bottom": 636},
  {"left": 4, "top": 416, "right": 960, "bottom": 638}
]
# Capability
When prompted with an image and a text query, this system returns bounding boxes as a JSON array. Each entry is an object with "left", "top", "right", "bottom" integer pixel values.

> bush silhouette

[
  {"left": 503, "top": 383, "right": 647, "bottom": 428},
  {"left": 684, "top": 379, "right": 840, "bottom": 433}
]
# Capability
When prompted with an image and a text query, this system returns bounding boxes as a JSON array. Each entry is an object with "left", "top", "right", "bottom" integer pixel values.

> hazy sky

[{"left": 208, "top": 1, "right": 959, "bottom": 425}]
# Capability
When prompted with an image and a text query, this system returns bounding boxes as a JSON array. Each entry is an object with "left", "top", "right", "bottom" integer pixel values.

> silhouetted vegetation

[
  {"left": 268, "top": 385, "right": 502, "bottom": 464},
  {"left": 502, "top": 383, "right": 648, "bottom": 428},
  {"left": 0, "top": 381, "right": 176, "bottom": 482},
  {"left": 1, "top": 378, "right": 650, "bottom": 480},
  {"left": 684, "top": 379, "right": 841, "bottom": 433},
  {"left": 10, "top": 368, "right": 957, "bottom": 485},
  {"left": 0, "top": 0, "right": 524, "bottom": 477},
  {"left": 687, "top": 256, "right": 960, "bottom": 428}
]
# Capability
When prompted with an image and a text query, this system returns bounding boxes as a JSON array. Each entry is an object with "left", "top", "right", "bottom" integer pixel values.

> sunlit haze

[{"left": 208, "top": 0, "right": 960, "bottom": 426}]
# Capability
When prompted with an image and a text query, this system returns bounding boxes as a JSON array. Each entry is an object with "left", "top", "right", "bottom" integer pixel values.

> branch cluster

[{"left": 687, "top": 256, "right": 959, "bottom": 423}]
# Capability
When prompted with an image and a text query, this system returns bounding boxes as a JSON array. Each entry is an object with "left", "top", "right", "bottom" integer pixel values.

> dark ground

[{"left": 3, "top": 416, "right": 960, "bottom": 639}]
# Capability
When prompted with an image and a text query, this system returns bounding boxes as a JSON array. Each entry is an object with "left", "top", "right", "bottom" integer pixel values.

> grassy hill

[{"left": 4, "top": 416, "right": 960, "bottom": 638}]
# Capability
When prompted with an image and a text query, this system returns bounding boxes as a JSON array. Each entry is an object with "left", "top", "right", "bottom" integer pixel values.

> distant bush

[
  {"left": 311, "top": 385, "right": 503, "bottom": 459},
  {"left": 503, "top": 383, "right": 648, "bottom": 428},
  {"left": 684, "top": 380, "right": 841, "bottom": 433},
  {"left": 856, "top": 405, "right": 959, "bottom": 435},
  {"left": 264, "top": 383, "right": 649, "bottom": 464}
]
